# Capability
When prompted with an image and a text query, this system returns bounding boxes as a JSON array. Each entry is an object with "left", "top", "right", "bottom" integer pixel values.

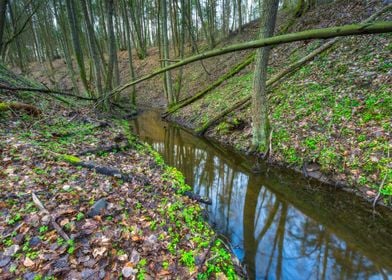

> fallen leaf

[{"left": 23, "top": 257, "right": 35, "bottom": 267}]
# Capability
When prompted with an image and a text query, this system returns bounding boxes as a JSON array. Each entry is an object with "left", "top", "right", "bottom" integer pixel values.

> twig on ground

[{"left": 32, "top": 193, "right": 70, "bottom": 241}]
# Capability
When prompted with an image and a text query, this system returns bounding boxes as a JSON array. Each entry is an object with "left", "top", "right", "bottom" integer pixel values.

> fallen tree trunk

[
  {"left": 0, "top": 101, "right": 41, "bottom": 115},
  {"left": 63, "top": 155, "right": 212, "bottom": 205},
  {"left": 0, "top": 83, "right": 129, "bottom": 111},
  {"left": 196, "top": 4, "right": 392, "bottom": 134},
  {"left": 162, "top": 54, "right": 255, "bottom": 117},
  {"left": 77, "top": 144, "right": 130, "bottom": 156},
  {"left": 106, "top": 21, "right": 392, "bottom": 100},
  {"left": 0, "top": 84, "right": 97, "bottom": 101}
]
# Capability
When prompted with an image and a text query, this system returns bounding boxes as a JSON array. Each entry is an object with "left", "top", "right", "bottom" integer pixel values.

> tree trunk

[
  {"left": 195, "top": 0, "right": 214, "bottom": 48},
  {"left": 81, "top": 0, "right": 103, "bottom": 100},
  {"left": 65, "top": 0, "right": 89, "bottom": 93},
  {"left": 105, "top": 0, "right": 120, "bottom": 93},
  {"left": 160, "top": 0, "right": 174, "bottom": 105},
  {"left": 0, "top": 0, "right": 7, "bottom": 56},
  {"left": 251, "top": 0, "right": 279, "bottom": 153},
  {"left": 122, "top": 0, "right": 137, "bottom": 107},
  {"left": 237, "top": 0, "right": 243, "bottom": 33},
  {"left": 53, "top": 0, "right": 79, "bottom": 95}
]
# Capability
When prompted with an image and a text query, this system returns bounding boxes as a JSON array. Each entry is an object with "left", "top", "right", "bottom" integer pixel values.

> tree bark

[
  {"left": 161, "top": 0, "right": 174, "bottom": 105},
  {"left": 237, "top": 0, "right": 242, "bottom": 33},
  {"left": 65, "top": 0, "right": 89, "bottom": 93},
  {"left": 251, "top": 0, "right": 279, "bottom": 153},
  {"left": 122, "top": 0, "right": 137, "bottom": 107},
  {"left": 81, "top": 0, "right": 103, "bottom": 100},
  {"left": 0, "top": 0, "right": 7, "bottom": 55},
  {"left": 105, "top": 0, "right": 120, "bottom": 92}
]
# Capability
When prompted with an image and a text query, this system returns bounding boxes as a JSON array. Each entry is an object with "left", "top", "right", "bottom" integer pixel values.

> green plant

[
  {"left": 216, "top": 122, "right": 230, "bottom": 134},
  {"left": 8, "top": 213, "right": 22, "bottom": 225},
  {"left": 180, "top": 251, "right": 195, "bottom": 268},
  {"left": 150, "top": 221, "right": 157, "bottom": 231},
  {"left": 137, "top": 259, "right": 147, "bottom": 280},
  {"left": 285, "top": 148, "right": 300, "bottom": 164},
  {"left": 39, "top": 225, "right": 48, "bottom": 234},
  {"left": 304, "top": 138, "right": 318, "bottom": 150},
  {"left": 76, "top": 212, "right": 84, "bottom": 221},
  {"left": 67, "top": 239, "right": 75, "bottom": 254},
  {"left": 57, "top": 237, "right": 65, "bottom": 246},
  {"left": 162, "top": 261, "right": 169, "bottom": 270}
]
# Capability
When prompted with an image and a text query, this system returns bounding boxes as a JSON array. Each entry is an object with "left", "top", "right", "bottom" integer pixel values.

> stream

[{"left": 132, "top": 110, "right": 392, "bottom": 280}]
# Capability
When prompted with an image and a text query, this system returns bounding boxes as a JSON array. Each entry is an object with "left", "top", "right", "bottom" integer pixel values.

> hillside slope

[
  {"left": 169, "top": 0, "right": 392, "bottom": 201},
  {"left": 27, "top": 0, "right": 391, "bottom": 203}
]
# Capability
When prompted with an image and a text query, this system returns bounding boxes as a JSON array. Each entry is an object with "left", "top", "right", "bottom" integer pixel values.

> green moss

[
  {"left": 0, "top": 102, "right": 9, "bottom": 111},
  {"left": 62, "top": 154, "right": 82, "bottom": 164}
]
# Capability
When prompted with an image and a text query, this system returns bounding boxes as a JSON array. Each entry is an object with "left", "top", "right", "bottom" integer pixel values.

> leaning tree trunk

[
  {"left": 251, "top": 0, "right": 279, "bottom": 153},
  {"left": 107, "top": 21, "right": 392, "bottom": 99}
]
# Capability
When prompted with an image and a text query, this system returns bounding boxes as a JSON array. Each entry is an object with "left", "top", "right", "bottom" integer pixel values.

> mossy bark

[{"left": 0, "top": 101, "right": 41, "bottom": 115}]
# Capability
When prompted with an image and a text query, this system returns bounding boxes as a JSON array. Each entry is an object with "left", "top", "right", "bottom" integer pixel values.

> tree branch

[{"left": 107, "top": 21, "right": 392, "bottom": 99}]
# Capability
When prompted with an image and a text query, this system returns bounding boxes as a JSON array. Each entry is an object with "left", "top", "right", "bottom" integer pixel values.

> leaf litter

[{"left": 0, "top": 107, "right": 243, "bottom": 279}]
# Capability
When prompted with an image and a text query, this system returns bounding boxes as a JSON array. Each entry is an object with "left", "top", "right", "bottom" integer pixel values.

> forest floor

[
  {"left": 28, "top": 0, "right": 391, "bottom": 205},
  {"left": 0, "top": 76, "right": 243, "bottom": 278}
]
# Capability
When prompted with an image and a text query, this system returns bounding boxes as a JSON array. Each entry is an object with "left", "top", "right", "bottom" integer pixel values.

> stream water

[{"left": 132, "top": 110, "right": 392, "bottom": 280}]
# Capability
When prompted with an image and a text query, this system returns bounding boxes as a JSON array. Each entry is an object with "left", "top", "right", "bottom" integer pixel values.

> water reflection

[{"left": 132, "top": 110, "right": 392, "bottom": 280}]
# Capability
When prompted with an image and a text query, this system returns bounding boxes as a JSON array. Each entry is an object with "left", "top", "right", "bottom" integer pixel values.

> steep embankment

[
  {"left": 27, "top": 0, "right": 391, "bottom": 203},
  {"left": 167, "top": 0, "right": 392, "bottom": 202}
]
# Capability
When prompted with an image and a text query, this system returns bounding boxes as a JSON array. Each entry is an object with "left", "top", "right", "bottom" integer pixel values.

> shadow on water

[{"left": 132, "top": 110, "right": 392, "bottom": 280}]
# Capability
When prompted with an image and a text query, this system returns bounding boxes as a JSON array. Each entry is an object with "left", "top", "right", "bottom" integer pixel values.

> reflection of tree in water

[
  {"left": 132, "top": 112, "right": 392, "bottom": 280},
  {"left": 241, "top": 176, "right": 388, "bottom": 279}
]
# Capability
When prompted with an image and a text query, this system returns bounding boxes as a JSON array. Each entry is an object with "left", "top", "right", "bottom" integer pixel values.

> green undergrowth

[
  {"left": 179, "top": 71, "right": 253, "bottom": 128},
  {"left": 176, "top": 30, "right": 391, "bottom": 200},
  {"left": 268, "top": 33, "right": 391, "bottom": 195}
]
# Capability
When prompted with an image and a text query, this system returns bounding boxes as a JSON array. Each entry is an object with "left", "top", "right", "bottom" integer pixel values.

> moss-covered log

[
  {"left": 107, "top": 21, "right": 392, "bottom": 99},
  {"left": 0, "top": 101, "right": 41, "bottom": 115}
]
